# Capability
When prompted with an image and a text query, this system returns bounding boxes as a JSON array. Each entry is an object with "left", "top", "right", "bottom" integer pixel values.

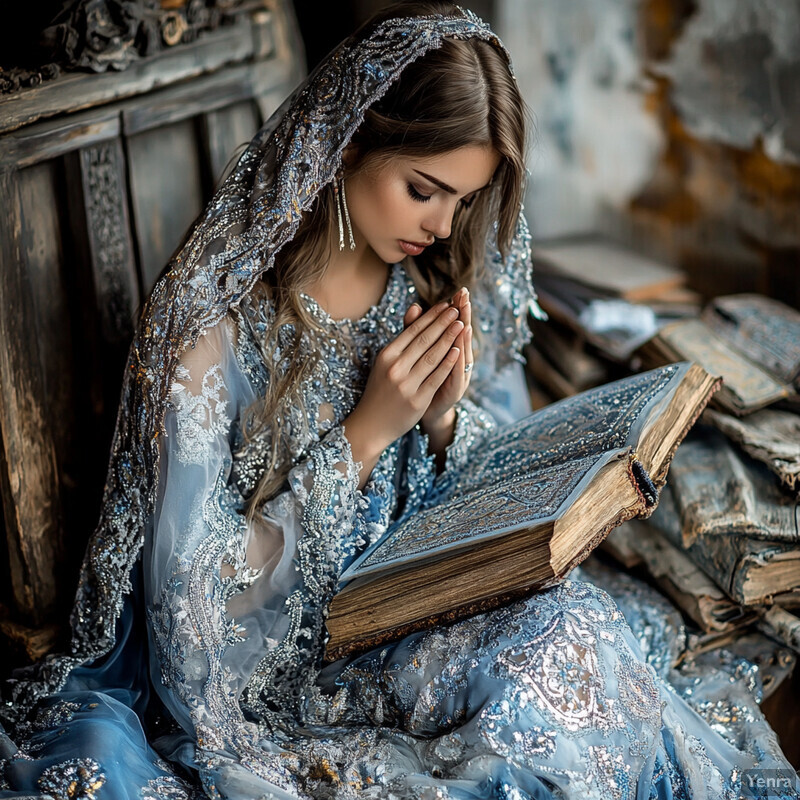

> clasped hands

[{"left": 342, "top": 288, "right": 473, "bottom": 486}]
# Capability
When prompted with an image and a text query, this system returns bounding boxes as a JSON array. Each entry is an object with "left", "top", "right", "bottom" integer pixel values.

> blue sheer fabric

[{"left": 1, "top": 261, "right": 798, "bottom": 800}]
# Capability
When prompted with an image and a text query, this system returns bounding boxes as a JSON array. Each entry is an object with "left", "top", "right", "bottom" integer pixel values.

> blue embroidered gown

[{"left": 1, "top": 260, "right": 798, "bottom": 800}]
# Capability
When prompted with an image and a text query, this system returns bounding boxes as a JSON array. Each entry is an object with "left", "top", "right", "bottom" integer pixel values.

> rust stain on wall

[
  {"left": 628, "top": 2, "right": 800, "bottom": 309},
  {"left": 640, "top": 0, "right": 697, "bottom": 61}
]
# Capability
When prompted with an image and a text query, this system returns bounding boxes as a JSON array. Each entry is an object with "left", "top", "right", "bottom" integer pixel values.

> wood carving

[
  {"left": 80, "top": 142, "right": 139, "bottom": 344},
  {"left": 0, "top": 0, "right": 262, "bottom": 93}
]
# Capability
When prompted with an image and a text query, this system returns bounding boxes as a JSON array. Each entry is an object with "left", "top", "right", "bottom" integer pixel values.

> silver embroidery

[
  {"left": 38, "top": 757, "right": 106, "bottom": 799},
  {"left": 141, "top": 774, "right": 194, "bottom": 799}
]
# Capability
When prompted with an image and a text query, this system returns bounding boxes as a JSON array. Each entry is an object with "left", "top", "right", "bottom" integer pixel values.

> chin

[{"left": 374, "top": 242, "right": 406, "bottom": 264}]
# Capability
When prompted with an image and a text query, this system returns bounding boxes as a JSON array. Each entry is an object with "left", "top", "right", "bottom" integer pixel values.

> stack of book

[
  {"left": 603, "top": 426, "right": 800, "bottom": 643},
  {"left": 527, "top": 237, "right": 800, "bottom": 660},
  {"left": 527, "top": 237, "right": 701, "bottom": 406},
  {"left": 628, "top": 287, "right": 800, "bottom": 655},
  {"left": 324, "top": 237, "right": 800, "bottom": 670}
]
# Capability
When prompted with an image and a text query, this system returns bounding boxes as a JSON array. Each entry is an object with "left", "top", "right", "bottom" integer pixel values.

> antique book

[
  {"left": 533, "top": 237, "right": 686, "bottom": 302},
  {"left": 759, "top": 606, "right": 800, "bottom": 656},
  {"left": 532, "top": 272, "right": 694, "bottom": 363},
  {"left": 325, "top": 362, "right": 719, "bottom": 660},
  {"left": 704, "top": 408, "right": 800, "bottom": 494},
  {"left": 650, "top": 479, "right": 800, "bottom": 608},
  {"left": 603, "top": 520, "right": 755, "bottom": 633},
  {"left": 637, "top": 317, "right": 794, "bottom": 415},
  {"left": 527, "top": 317, "right": 608, "bottom": 393},
  {"left": 702, "top": 295, "right": 800, "bottom": 390},
  {"left": 667, "top": 426, "right": 800, "bottom": 547}
]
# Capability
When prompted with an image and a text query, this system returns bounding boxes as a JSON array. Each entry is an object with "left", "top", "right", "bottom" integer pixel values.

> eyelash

[
  {"left": 406, "top": 183, "right": 431, "bottom": 203},
  {"left": 406, "top": 183, "right": 478, "bottom": 208}
]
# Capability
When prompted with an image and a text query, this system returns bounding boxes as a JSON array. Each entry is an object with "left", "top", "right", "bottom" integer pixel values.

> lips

[{"left": 399, "top": 239, "right": 432, "bottom": 256}]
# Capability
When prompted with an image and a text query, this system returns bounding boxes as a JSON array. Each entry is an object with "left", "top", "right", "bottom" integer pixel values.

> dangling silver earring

[
  {"left": 335, "top": 173, "right": 356, "bottom": 251},
  {"left": 340, "top": 178, "right": 356, "bottom": 251}
]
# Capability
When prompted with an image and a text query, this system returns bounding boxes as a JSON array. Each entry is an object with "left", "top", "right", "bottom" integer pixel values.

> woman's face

[{"left": 344, "top": 145, "right": 501, "bottom": 265}]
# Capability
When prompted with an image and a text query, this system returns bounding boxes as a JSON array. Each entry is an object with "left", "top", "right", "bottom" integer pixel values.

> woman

[{"left": 0, "top": 3, "right": 797, "bottom": 798}]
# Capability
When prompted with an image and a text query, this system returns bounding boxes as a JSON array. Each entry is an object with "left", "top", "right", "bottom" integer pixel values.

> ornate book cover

[
  {"left": 326, "top": 362, "right": 718, "bottom": 659},
  {"left": 345, "top": 363, "right": 688, "bottom": 582}
]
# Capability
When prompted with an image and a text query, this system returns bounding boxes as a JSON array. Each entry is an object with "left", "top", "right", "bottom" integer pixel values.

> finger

[
  {"left": 395, "top": 304, "right": 461, "bottom": 370},
  {"left": 385, "top": 300, "right": 451, "bottom": 357},
  {"left": 404, "top": 302, "right": 423, "bottom": 329},
  {"left": 408, "top": 318, "right": 464, "bottom": 384},
  {"left": 452, "top": 329, "right": 467, "bottom": 390},
  {"left": 420, "top": 346, "right": 460, "bottom": 396},
  {"left": 464, "top": 324, "right": 474, "bottom": 382},
  {"left": 459, "top": 297, "right": 471, "bottom": 329}
]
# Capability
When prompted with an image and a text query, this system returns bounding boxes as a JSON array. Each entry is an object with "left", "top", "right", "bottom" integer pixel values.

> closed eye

[{"left": 406, "top": 183, "right": 432, "bottom": 203}]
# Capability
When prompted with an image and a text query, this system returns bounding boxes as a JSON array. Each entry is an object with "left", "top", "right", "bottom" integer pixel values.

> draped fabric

[{"left": 1, "top": 6, "right": 798, "bottom": 799}]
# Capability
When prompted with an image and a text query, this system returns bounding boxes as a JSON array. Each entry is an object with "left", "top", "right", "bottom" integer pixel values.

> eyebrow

[
  {"left": 413, "top": 170, "right": 457, "bottom": 194},
  {"left": 413, "top": 169, "right": 492, "bottom": 197}
]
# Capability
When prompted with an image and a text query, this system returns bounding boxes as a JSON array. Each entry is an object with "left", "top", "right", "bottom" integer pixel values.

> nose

[{"left": 423, "top": 204, "right": 454, "bottom": 240}]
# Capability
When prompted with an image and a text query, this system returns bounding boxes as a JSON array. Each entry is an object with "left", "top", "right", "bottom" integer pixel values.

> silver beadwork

[{"left": 339, "top": 177, "right": 356, "bottom": 251}]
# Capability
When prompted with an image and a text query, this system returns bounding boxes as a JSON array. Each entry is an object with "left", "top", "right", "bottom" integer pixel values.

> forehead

[{"left": 393, "top": 145, "right": 500, "bottom": 191}]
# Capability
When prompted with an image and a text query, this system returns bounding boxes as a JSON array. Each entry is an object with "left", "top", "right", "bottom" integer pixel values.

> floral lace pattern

[{"left": 169, "top": 363, "right": 232, "bottom": 466}]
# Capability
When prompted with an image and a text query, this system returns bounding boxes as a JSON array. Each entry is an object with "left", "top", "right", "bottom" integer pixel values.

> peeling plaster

[
  {"left": 656, "top": 0, "right": 800, "bottom": 164},
  {"left": 497, "top": 0, "right": 665, "bottom": 238}
]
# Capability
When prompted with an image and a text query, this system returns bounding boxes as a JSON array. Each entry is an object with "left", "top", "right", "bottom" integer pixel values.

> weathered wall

[{"left": 498, "top": 0, "right": 800, "bottom": 308}]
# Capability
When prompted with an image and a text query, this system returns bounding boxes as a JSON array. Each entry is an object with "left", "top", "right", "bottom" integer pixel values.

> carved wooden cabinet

[{"left": 0, "top": 1, "right": 304, "bottom": 656}]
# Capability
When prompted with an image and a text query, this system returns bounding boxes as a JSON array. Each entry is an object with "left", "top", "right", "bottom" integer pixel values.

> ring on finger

[{"left": 464, "top": 362, "right": 473, "bottom": 374}]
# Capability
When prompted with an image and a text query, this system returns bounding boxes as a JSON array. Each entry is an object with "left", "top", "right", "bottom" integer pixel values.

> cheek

[
  {"left": 369, "top": 178, "right": 408, "bottom": 224},
  {"left": 352, "top": 175, "right": 413, "bottom": 235}
]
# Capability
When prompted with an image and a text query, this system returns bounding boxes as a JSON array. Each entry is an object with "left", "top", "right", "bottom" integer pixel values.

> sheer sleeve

[{"left": 143, "top": 318, "right": 392, "bottom": 796}]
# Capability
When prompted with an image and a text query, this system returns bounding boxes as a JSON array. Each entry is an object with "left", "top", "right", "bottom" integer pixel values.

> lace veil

[{"left": 3, "top": 5, "right": 542, "bottom": 718}]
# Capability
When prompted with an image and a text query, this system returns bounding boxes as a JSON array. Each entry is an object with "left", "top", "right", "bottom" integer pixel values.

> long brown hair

[{"left": 240, "top": 1, "right": 527, "bottom": 519}]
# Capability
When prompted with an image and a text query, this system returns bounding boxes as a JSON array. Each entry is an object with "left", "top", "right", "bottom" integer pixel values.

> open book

[{"left": 325, "top": 362, "right": 719, "bottom": 660}]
